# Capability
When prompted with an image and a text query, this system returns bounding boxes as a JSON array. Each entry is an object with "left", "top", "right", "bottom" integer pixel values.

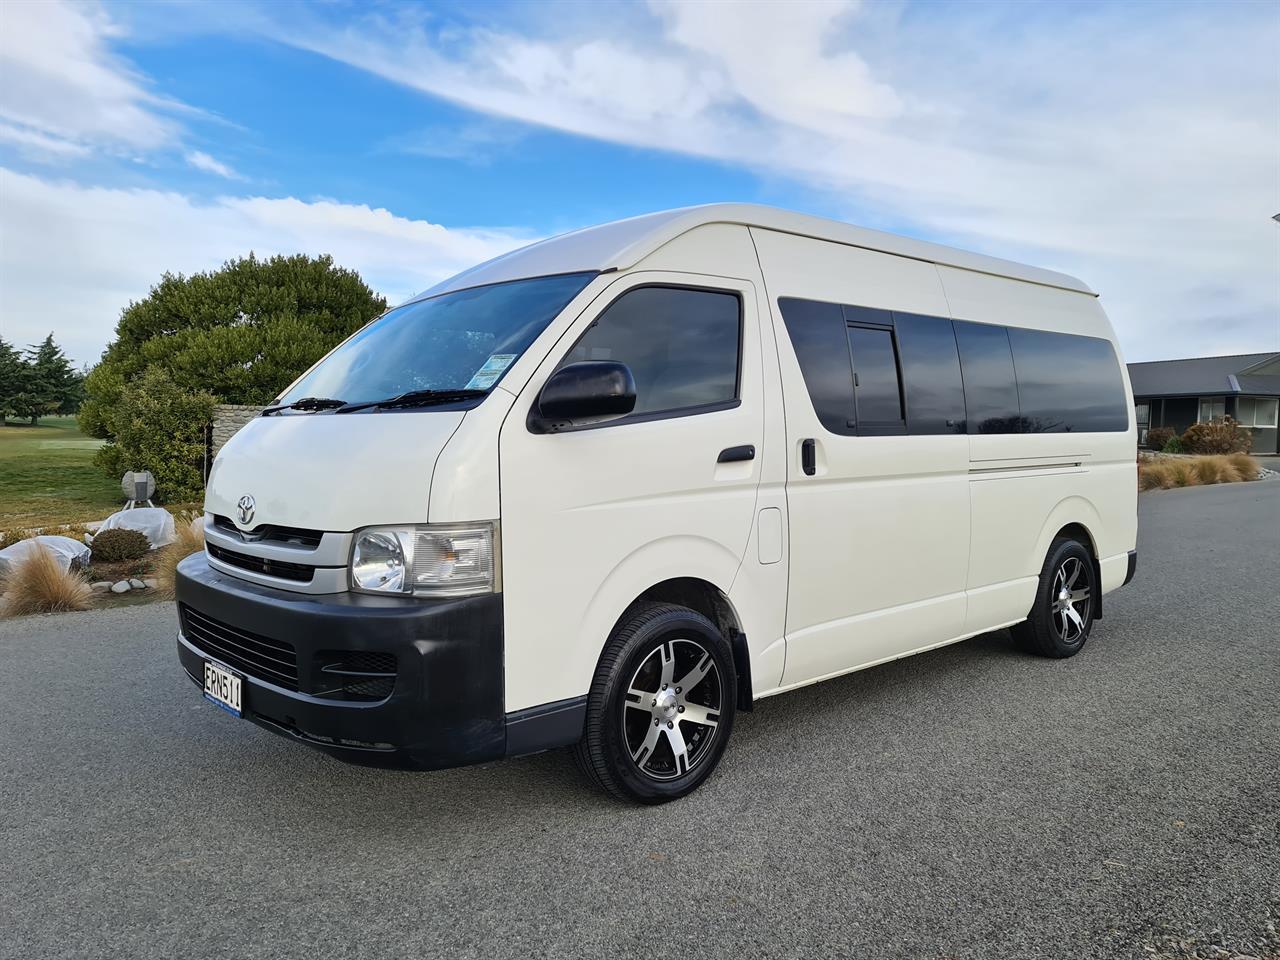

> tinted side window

[
  {"left": 954, "top": 320, "right": 1021, "bottom": 434},
  {"left": 778, "top": 297, "right": 855, "bottom": 434},
  {"left": 1008, "top": 328, "right": 1128, "bottom": 432},
  {"left": 894, "top": 312, "right": 966, "bottom": 434},
  {"left": 846, "top": 325, "right": 905, "bottom": 430},
  {"left": 562, "top": 286, "right": 740, "bottom": 418}
]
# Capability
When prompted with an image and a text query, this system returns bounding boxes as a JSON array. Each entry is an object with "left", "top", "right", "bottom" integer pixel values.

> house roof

[
  {"left": 411, "top": 203, "right": 1094, "bottom": 302},
  {"left": 1128, "top": 352, "right": 1280, "bottom": 397}
]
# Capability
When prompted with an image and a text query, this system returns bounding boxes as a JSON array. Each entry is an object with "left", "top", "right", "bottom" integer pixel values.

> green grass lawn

[{"left": 0, "top": 417, "right": 122, "bottom": 531}]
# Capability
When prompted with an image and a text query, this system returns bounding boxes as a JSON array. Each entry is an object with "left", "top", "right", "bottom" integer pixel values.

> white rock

[
  {"left": 90, "top": 581, "right": 112, "bottom": 591},
  {"left": 110, "top": 581, "right": 131, "bottom": 593},
  {"left": 128, "top": 578, "right": 147, "bottom": 589},
  {"left": 142, "top": 579, "right": 158, "bottom": 589}
]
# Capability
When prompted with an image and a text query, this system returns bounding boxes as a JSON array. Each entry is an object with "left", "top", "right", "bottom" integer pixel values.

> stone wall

[{"left": 209, "top": 404, "right": 261, "bottom": 458}]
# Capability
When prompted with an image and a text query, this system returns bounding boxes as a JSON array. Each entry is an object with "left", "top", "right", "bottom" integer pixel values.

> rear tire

[
  {"left": 1012, "top": 537, "right": 1097, "bottom": 658},
  {"left": 574, "top": 602, "right": 736, "bottom": 803}
]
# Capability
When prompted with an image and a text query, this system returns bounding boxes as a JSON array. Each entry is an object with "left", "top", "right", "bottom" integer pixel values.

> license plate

[{"left": 203, "top": 660, "right": 243, "bottom": 717}]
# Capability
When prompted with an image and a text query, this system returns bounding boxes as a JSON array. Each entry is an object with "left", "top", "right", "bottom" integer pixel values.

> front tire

[
  {"left": 574, "top": 602, "right": 736, "bottom": 803},
  {"left": 1012, "top": 537, "right": 1097, "bottom": 658}
]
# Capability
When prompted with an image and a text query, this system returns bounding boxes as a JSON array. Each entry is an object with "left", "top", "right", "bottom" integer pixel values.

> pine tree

[
  {"left": 23, "top": 333, "right": 77, "bottom": 424},
  {"left": 0, "top": 336, "right": 27, "bottom": 425}
]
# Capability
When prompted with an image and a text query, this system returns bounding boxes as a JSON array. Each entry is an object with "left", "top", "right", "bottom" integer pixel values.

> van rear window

[
  {"left": 1007, "top": 327, "right": 1129, "bottom": 433},
  {"left": 780, "top": 298, "right": 1128, "bottom": 437},
  {"left": 953, "top": 320, "right": 1021, "bottom": 434},
  {"left": 894, "top": 313, "right": 966, "bottom": 435}
]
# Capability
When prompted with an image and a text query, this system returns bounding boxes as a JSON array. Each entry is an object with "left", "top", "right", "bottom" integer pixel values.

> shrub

[
  {"left": 1162, "top": 435, "right": 1184, "bottom": 454},
  {"left": 92, "top": 368, "right": 216, "bottom": 503},
  {"left": 1182, "top": 417, "right": 1252, "bottom": 455},
  {"left": 90, "top": 528, "right": 151, "bottom": 562},
  {"left": 1145, "top": 427, "right": 1175, "bottom": 451},
  {"left": 0, "top": 528, "right": 30, "bottom": 551},
  {"left": 1167, "top": 460, "right": 1194, "bottom": 487},
  {"left": 152, "top": 518, "right": 206, "bottom": 600},
  {"left": 1227, "top": 453, "right": 1260, "bottom": 479},
  {"left": 1193, "top": 456, "right": 1238, "bottom": 485},
  {"left": 1137, "top": 464, "right": 1168, "bottom": 490},
  {"left": 0, "top": 545, "right": 92, "bottom": 616}
]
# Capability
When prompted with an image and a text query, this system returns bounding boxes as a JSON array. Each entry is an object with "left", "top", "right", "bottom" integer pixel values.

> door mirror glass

[{"left": 532, "top": 361, "right": 636, "bottom": 432}]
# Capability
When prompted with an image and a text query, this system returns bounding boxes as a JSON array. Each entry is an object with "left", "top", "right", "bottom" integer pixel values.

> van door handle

[
  {"left": 717, "top": 444, "right": 756, "bottom": 463},
  {"left": 801, "top": 438, "right": 816, "bottom": 476}
]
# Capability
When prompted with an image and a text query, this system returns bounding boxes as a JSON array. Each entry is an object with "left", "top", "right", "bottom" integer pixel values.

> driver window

[{"left": 560, "top": 286, "right": 741, "bottom": 419}]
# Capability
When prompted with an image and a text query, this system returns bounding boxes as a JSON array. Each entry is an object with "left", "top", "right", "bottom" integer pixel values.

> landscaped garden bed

[
  {"left": 1137, "top": 452, "right": 1266, "bottom": 491},
  {"left": 0, "top": 511, "right": 204, "bottom": 617}
]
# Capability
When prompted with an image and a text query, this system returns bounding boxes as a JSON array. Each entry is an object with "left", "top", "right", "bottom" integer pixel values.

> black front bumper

[{"left": 175, "top": 553, "right": 583, "bottom": 770}]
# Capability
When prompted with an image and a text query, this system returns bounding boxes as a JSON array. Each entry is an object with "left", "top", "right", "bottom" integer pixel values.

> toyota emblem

[{"left": 236, "top": 495, "right": 256, "bottom": 526}]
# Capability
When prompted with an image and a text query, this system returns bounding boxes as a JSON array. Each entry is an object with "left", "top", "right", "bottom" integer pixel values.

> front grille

[
  {"left": 314, "top": 651, "right": 398, "bottom": 702},
  {"left": 211, "top": 515, "right": 324, "bottom": 548},
  {"left": 207, "top": 542, "right": 314, "bottom": 582},
  {"left": 180, "top": 605, "right": 299, "bottom": 691}
]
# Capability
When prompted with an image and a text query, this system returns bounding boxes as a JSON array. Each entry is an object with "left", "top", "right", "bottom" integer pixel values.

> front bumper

[{"left": 175, "top": 553, "right": 583, "bottom": 770}]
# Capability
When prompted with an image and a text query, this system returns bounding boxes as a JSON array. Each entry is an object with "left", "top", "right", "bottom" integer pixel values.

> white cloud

[
  {"left": 0, "top": 121, "right": 91, "bottom": 160},
  {"left": 264, "top": 0, "right": 1280, "bottom": 360},
  {"left": 0, "top": 168, "right": 532, "bottom": 366},
  {"left": 0, "top": 1, "right": 179, "bottom": 155},
  {"left": 185, "top": 149, "right": 243, "bottom": 180}
]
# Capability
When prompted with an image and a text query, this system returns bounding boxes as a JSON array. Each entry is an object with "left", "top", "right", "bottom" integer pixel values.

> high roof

[
  {"left": 1128, "top": 352, "right": 1280, "bottom": 397},
  {"left": 412, "top": 203, "right": 1094, "bottom": 301}
]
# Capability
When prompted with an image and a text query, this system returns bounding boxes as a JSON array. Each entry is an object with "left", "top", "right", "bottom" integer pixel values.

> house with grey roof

[{"left": 1127, "top": 352, "right": 1280, "bottom": 454}]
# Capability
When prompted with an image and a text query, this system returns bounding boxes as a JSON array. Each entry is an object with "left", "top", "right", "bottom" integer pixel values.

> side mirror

[{"left": 530, "top": 361, "right": 636, "bottom": 433}]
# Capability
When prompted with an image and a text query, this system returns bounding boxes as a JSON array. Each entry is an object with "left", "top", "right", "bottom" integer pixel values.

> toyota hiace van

[{"left": 176, "top": 204, "right": 1138, "bottom": 802}]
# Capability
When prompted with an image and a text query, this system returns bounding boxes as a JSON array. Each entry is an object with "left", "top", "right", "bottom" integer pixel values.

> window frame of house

[
  {"left": 1134, "top": 402, "right": 1150, "bottom": 443},
  {"left": 1197, "top": 396, "right": 1226, "bottom": 422},
  {"left": 1235, "top": 396, "right": 1278, "bottom": 429}
]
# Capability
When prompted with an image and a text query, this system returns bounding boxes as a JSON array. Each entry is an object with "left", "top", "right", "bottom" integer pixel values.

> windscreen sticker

[{"left": 465, "top": 354, "right": 517, "bottom": 390}]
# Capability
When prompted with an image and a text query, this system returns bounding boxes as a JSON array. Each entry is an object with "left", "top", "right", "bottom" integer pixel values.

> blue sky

[{"left": 1, "top": 0, "right": 1277, "bottom": 367}]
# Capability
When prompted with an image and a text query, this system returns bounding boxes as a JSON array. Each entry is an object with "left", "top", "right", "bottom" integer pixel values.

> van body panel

[
  {"left": 627, "top": 222, "right": 765, "bottom": 282},
  {"left": 415, "top": 203, "right": 1092, "bottom": 302},
  {"left": 497, "top": 266, "right": 768, "bottom": 712},
  {"left": 935, "top": 264, "right": 1110, "bottom": 337},
  {"left": 426, "top": 387, "right": 512, "bottom": 524},
  {"left": 750, "top": 229, "right": 970, "bottom": 686},
  {"left": 205, "top": 411, "right": 464, "bottom": 532}
]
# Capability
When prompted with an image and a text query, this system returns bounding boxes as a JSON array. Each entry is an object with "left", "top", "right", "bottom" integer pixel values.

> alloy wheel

[
  {"left": 622, "top": 638, "right": 723, "bottom": 781},
  {"left": 1051, "top": 556, "right": 1092, "bottom": 643}
]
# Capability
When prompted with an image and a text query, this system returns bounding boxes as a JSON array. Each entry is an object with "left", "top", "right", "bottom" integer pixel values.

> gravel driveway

[{"left": 2, "top": 481, "right": 1277, "bottom": 960}]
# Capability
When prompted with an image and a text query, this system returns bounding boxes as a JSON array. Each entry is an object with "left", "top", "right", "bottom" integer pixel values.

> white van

[{"left": 176, "top": 204, "right": 1138, "bottom": 802}]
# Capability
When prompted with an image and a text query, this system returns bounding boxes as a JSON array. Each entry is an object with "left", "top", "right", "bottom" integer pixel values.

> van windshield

[{"left": 276, "top": 272, "right": 596, "bottom": 408}]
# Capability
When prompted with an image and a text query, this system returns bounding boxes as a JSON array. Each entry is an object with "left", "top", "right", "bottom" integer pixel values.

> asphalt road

[{"left": 3, "top": 481, "right": 1278, "bottom": 960}]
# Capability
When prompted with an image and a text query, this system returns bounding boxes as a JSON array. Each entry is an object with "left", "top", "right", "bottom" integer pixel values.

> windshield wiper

[
  {"left": 336, "top": 389, "right": 489, "bottom": 414},
  {"left": 262, "top": 397, "right": 347, "bottom": 416}
]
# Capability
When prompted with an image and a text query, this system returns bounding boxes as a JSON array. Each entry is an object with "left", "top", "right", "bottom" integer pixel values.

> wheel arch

[
  {"left": 606, "top": 576, "right": 755, "bottom": 713},
  {"left": 631, "top": 577, "right": 753, "bottom": 710},
  {"left": 569, "top": 536, "right": 747, "bottom": 706},
  {"left": 1035, "top": 502, "right": 1105, "bottom": 621}
]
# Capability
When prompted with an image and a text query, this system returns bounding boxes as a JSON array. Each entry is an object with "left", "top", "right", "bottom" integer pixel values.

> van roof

[{"left": 413, "top": 203, "right": 1094, "bottom": 302}]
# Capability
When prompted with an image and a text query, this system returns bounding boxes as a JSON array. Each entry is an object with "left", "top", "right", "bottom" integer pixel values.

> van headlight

[{"left": 349, "top": 522, "right": 498, "bottom": 597}]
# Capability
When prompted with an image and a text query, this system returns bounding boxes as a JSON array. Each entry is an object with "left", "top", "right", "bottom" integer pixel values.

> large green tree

[
  {"left": 0, "top": 337, "right": 23, "bottom": 425},
  {"left": 81, "top": 253, "right": 387, "bottom": 497},
  {"left": 81, "top": 253, "right": 386, "bottom": 435},
  {"left": 25, "top": 334, "right": 79, "bottom": 423},
  {"left": 0, "top": 333, "right": 82, "bottom": 425}
]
